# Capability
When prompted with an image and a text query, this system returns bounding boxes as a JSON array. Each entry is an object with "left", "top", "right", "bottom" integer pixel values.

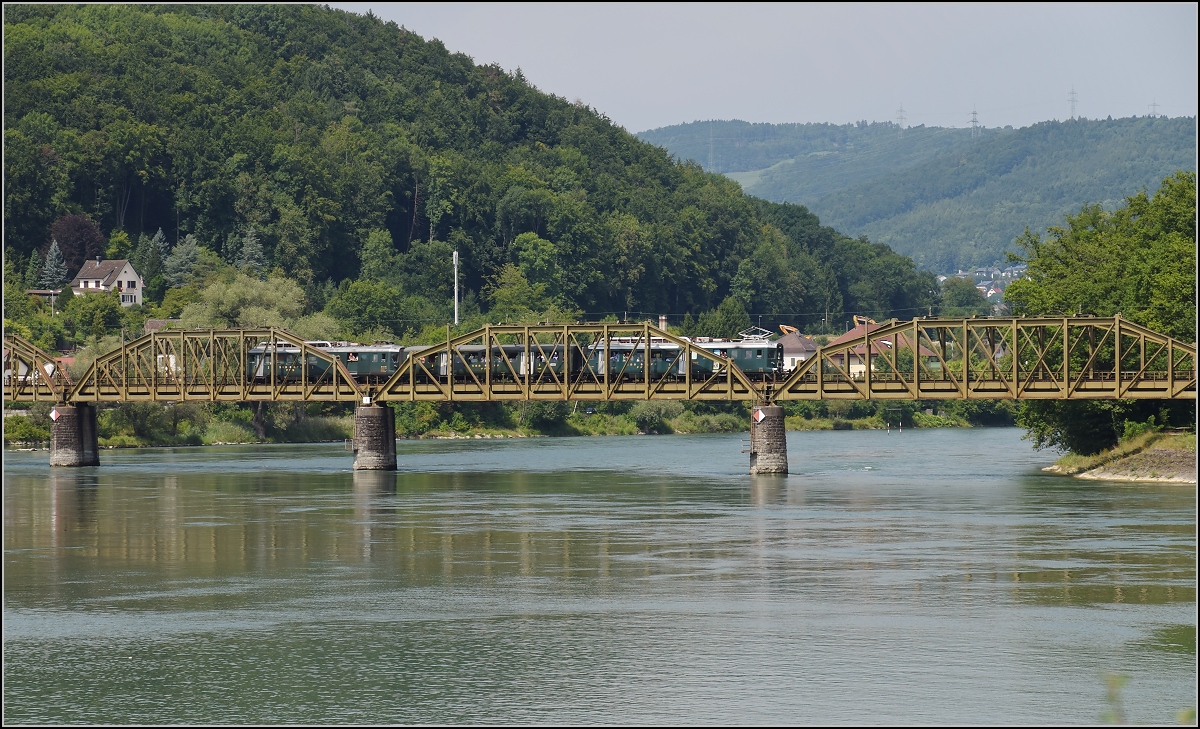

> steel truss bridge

[{"left": 4, "top": 316, "right": 1196, "bottom": 406}]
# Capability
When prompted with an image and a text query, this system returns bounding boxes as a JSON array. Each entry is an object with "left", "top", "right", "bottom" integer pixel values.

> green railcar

[{"left": 329, "top": 344, "right": 407, "bottom": 383}]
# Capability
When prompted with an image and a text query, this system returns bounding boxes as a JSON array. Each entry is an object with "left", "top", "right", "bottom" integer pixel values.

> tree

[
  {"left": 151, "top": 227, "right": 169, "bottom": 259},
  {"left": 940, "top": 277, "right": 990, "bottom": 316},
  {"left": 236, "top": 226, "right": 264, "bottom": 275},
  {"left": 105, "top": 230, "right": 132, "bottom": 259},
  {"left": 359, "top": 228, "right": 397, "bottom": 281},
  {"left": 164, "top": 233, "right": 200, "bottom": 287},
  {"left": 49, "top": 214, "right": 104, "bottom": 275},
  {"left": 181, "top": 273, "right": 306, "bottom": 329},
  {"left": 486, "top": 263, "right": 549, "bottom": 320},
  {"left": 39, "top": 239, "right": 69, "bottom": 289},
  {"left": 131, "top": 231, "right": 164, "bottom": 302},
  {"left": 23, "top": 251, "right": 42, "bottom": 289},
  {"left": 62, "top": 289, "right": 123, "bottom": 340},
  {"left": 696, "top": 296, "right": 752, "bottom": 339},
  {"left": 1006, "top": 171, "right": 1196, "bottom": 454},
  {"left": 5, "top": 258, "right": 36, "bottom": 322}
]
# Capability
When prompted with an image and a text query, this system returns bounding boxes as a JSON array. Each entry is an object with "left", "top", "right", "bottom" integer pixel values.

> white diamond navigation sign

[
  {"left": 50, "top": 408, "right": 60, "bottom": 422},
  {"left": 752, "top": 408, "right": 765, "bottom": 423}
]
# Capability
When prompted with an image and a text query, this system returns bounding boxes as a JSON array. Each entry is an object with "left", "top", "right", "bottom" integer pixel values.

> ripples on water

[{"left": 3, "top": 429, "right": 1195, "bottom": 723}]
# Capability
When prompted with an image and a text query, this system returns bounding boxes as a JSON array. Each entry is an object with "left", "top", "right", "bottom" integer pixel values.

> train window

[
  {"left": 372, "top": 354, "right": 379, "bottom": 362},
  {"left": 757, "top": 349, "right": 763, "bottom": 358}
]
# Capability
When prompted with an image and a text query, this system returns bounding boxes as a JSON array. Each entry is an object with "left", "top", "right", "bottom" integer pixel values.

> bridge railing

[
  {"left": 773, "top": 315, "right": 1196, "bottom": 401},
  {"left": 3, "top": 334, "right": 71, "bottom": 403},
  {"left": 374, "top": 323, "right": 764, "bottom": 402},
  {"left": 68, "top": 329, "right": 362, "bottom": 403}
]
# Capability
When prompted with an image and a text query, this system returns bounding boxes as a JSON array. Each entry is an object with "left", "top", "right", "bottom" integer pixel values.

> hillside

[
  {"left": 639, "top": 117, "right": 1197, "bottom": 272},
  {"left": 638, "top": 119, "right": 989, "bottom": 199},
  {"left": 4, "top": 3, "right": 938, "bottom": 348}
]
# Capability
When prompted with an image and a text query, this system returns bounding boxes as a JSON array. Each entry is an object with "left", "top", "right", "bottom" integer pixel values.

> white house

[{"left": 69, "top": 257, "right": 145, "bottom": 306}]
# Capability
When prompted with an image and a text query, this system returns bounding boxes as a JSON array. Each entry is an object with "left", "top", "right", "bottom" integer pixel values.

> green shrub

[{"left": 3, "top": 415, "right": 49, "bottom": 443}]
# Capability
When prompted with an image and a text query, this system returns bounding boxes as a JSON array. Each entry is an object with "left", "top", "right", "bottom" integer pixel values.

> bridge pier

[
  {"left": 353, "top": 403, "right": 396, "bottom": 471},
  {"left": 50, "top": 404, "right": 100, "bottom": 467},
  {"left": 749, "top": 404, "right": 788, "bottom": 475}
]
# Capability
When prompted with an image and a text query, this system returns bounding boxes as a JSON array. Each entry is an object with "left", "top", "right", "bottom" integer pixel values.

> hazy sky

[{"left": 330, "top": 2, "right": 1197, "bottom": 133}]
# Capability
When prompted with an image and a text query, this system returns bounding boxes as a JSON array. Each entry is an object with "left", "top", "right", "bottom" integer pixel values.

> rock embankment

[
  {"left": 1077, "top": 447, "right": 1196, "bottom": 483},
  {"left": 1044, "top": 432, "right": 1196, "bottom": 484}
]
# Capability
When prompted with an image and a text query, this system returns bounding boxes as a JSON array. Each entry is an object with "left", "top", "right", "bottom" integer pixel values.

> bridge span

[{"left": 5, "top": 316, "right": 1194, "bottom": 474}]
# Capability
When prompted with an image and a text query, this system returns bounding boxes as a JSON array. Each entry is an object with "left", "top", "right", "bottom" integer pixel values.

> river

[{"left": 3, "top": 428, "right": 1195, "bottom": 724}]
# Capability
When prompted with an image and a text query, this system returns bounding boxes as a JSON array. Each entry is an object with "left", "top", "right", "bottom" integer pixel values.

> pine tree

[
  {"left": 164, "top": 233, "right": 200, "bottom": 287},
  {"left": 237, "top": 226, "right": 264, "bottom": 275},
  {"left": 132, "top": 232, "right": 163, "bottom": 282},
  {"left": 38, "top": 239, "right": 69, "bottom": 289},
  {"left": 151, "top": 227, "right": 169, "bottom": 258},
  {"left": 24, "top": 251, "right": 42, "bottom": 289}
]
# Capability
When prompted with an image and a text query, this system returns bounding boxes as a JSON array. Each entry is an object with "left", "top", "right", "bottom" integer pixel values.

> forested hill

[
  {"left": 639, "top": 116, "right": 1197, "bottom": 272},
  {"left": 5, "top": 3, "right": 936, "bottom": 337}
]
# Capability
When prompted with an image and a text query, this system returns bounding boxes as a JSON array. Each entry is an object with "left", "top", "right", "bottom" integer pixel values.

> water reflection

[{"left": 3, "top": 431, "right": 1195, "bottom": 724}]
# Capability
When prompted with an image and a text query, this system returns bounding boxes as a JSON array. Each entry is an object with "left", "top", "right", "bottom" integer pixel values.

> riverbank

[
  {"left": 1043, "top": 432, "right": 1197, "bottom": 484},
  {"left": 7, "top": 399, "right": 1008, "bottom": 449},
  {"left": 4, "top": 409, "right": 996, "bottom": 449}
]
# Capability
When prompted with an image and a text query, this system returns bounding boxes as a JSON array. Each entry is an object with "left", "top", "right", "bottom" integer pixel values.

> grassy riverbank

[{"left": 1044, "top": 431, "right": 1197, "bottom": 483}]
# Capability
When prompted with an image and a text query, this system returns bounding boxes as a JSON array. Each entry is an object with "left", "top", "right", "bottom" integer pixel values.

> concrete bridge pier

[
  {"left": 50, "top": 404, "right": 100, "bottom": 467},
  {"left": 749, "top": 404, "right": 788, "bottom": 475},
  {"left": 353, "top": 402, "right": 396, "bottom": 471}
]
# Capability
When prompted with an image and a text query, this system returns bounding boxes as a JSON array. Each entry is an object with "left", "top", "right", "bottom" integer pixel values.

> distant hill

[{"left": 639, "top": 117, "right": 1197, "bottom": 272}]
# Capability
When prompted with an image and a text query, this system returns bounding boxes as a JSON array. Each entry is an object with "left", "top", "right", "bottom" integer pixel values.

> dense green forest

[
  {"left": 1006, "top": 171, "right": 1196, "bottom": 455},
  {"left": 4, "top": 3, "right": 938, "bottom": 349},
  {"left": 640, "top": 116, "right": 1197, "bottom": 272}
]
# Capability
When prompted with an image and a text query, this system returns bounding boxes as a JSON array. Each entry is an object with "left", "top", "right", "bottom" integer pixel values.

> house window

[
  {"left": 81, "top": 281, "right": 88, "bottom": 288},
  {"left": 117, "top": 282, "right": 123, "bottom": 290},
  {"left": 128, "top": 280, "right": 137, "bottom": 289}
]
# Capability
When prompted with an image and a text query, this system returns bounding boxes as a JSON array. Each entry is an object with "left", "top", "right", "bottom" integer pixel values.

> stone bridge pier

[
  {"left": 49, "top": 404, "right": 100, "bottom": 467},
  {"left": 353, "top": 402, "right": 396, "bottom": 470},
  {"left": 749, "top": 404, "right": 788, "bottom": 475}
]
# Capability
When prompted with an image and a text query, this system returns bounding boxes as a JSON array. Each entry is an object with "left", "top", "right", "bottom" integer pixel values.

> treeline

[
  {"left": 642, "top": 116, "right": 1196, "bottom": 272},
  {"left": 4, "top": 3, "right": 937, "bottom": 340},
  {"left": 1007, "top": 171, "right": 1196, "bottom": 454}
]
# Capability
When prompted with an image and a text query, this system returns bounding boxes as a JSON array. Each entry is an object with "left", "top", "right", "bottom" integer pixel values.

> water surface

[{"left": 4, "top": 428, "right": 1195, "bottom": 723}]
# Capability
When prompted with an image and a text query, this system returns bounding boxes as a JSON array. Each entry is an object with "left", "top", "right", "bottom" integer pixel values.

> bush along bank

[
  {"left": 389, "top": 398, "right": 1014, "bottom": 438},
  {"left": 779, "top": 399, "right": 1015, "bottom": 432},
  {"left": 3, "top": 401, "right": 353, "bottom": 448},
  {"left": 4, "top": 398, "right": 1017, "bottom": 449}
]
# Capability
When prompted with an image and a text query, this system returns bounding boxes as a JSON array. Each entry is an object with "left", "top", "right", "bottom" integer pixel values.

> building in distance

[{"left": 69, "top": 257, "right": 144, "bottom": 306}]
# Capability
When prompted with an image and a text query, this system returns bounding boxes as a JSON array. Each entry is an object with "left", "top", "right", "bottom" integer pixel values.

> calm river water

[{"left": 3, "top": 428, "right": 1195, "bottom": 724}]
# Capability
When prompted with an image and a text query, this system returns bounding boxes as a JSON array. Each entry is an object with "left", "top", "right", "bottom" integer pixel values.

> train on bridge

[{"left": 245, "top": 337, "right": 786, "bottom": 385}]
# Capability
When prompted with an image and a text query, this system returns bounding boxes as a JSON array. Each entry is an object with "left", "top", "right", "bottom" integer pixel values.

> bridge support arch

[
  {"left": 49, "top": 404, "right": 99, "bottom": 467},
  {"left": 353, "top": 402, "right": 396, "bottom": 471},
  {"left": 749, "top": 404, "right": 788, "bottom": 475}
]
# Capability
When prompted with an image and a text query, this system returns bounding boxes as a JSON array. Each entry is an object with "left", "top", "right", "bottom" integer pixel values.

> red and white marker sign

[
  {"left": 752, "top": 408, "right": 766, "bottom": 423},
  {"left": 50, "top": 408, "right": 60, "bottom": 422}
]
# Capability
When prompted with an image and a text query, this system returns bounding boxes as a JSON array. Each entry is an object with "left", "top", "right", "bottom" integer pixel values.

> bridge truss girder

[
  {"left": 67, "top": 329, "right": 361, "bottom": 403},
  {"left": 772, "top": 316, "right": 1196, "bottom": 402},
  {"left": 374, "top": 323, "right": 764, "bottom": 402},
  {"left": 3, "top": 334, "right": 71, "bottom": 403}
]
